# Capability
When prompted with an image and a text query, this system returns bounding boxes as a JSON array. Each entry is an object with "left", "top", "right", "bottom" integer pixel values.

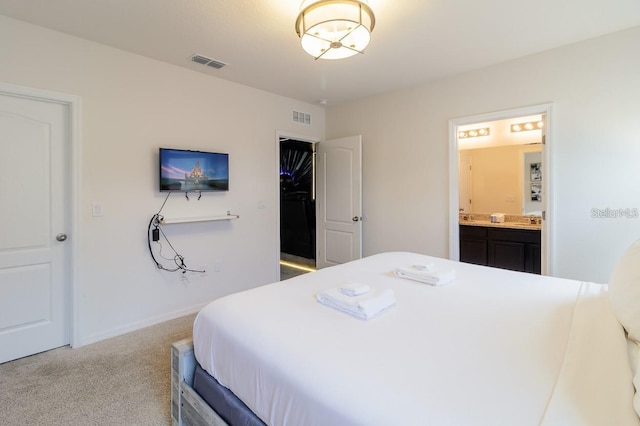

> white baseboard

[{"left": 74, "top": 302, "right": 207, "bottom": 348}]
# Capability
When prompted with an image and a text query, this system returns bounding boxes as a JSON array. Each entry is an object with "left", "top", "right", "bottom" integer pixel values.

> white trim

[
  {"left": 79, "top": 303, "right": 204, "bottom": 347},
  {"left": 275, "top": 130, "right": 320, "bottom": 281},
  {"left": 0, "top": 81, "right": 82, "bottom": 347},
  {"left": 448, "top": 103, "right": 554, "bottom": 276}
]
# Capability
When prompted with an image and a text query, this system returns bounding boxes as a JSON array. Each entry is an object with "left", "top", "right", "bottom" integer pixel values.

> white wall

[
  {"left": 0, "top": 15, "right": 325, "bottom": 345},
  {"left": 327, "top": 26, "right": 640, "bottom": 283}
]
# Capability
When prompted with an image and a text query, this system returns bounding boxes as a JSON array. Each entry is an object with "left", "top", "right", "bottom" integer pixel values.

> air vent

[
  {"left": 191, "top": 54, "right": 227, "bottom": 70},
  {"left": 292, "top": 110, "right": 311, "bottom": 125}
]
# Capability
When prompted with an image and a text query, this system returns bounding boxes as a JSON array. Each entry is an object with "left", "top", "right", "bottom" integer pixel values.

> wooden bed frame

[{"left": 171, "top": 338, "right": 229, "bottom": 426}]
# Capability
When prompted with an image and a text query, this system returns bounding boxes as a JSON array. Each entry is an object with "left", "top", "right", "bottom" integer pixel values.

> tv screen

[{"left": 159, "top": 148, "right": 229, "bottom": 192}]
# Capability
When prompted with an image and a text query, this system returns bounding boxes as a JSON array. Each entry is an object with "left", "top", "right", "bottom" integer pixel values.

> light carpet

[{"left": 0, "top": 314, "right": 195, "bottom": 426}]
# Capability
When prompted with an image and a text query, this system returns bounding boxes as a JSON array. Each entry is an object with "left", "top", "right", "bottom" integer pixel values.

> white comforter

[{"left": 194, "top": 252, "right": 638, "bottom": 426}]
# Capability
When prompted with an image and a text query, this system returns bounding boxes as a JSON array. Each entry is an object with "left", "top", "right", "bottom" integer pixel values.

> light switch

[{"left": 92, "top": 202, "right": 104, "bottom": 217}]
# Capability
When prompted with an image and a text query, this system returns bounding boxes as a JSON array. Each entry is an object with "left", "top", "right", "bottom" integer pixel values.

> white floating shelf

[{"left": 159, "top": 213, "right": 239, "bottom": 224}]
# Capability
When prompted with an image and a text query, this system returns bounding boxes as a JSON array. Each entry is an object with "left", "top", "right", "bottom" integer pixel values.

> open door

[
  {"left": 316, "top": 135, "right": 362, "bottom": 269},
  {"left": 458, "top": 150, "right": 472, "bottom": 213}
]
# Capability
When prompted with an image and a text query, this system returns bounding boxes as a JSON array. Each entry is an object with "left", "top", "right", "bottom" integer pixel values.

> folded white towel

[
  {"left": 410, "top": 263, "right": 435, "bottom": 272},
  {"left": 317, "top": 287, "right": 396, "bottom": 320},
  {"left": 339, "top": 281, "right": 370, "bottom": 296},
  {"left": 394, "top": 266, "right": 456, "bottom": 286}
]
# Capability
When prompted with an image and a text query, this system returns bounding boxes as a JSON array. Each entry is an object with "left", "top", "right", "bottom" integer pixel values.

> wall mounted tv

[{"left": 159, "top": 148, "right": 229, "bottom": 192}]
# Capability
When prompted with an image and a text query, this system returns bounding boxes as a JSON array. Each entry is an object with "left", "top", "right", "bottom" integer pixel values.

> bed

[{"left": 171, "top": 250, "right": 640, "bottom": 425}]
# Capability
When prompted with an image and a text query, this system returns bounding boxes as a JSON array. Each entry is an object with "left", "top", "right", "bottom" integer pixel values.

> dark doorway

[{"left": 280, "top": 139, "right": 316, "bottom": 268}]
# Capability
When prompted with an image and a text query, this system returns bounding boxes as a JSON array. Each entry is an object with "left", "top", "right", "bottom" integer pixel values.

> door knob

[
  {"left": 352, "top": 216, "right": 360, "bottom": 222},
  {"left": 56, "top": 233, "right": 68, "bottom": 242}
]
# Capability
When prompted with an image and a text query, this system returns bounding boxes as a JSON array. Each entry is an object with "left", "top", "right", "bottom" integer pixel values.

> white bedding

[{"left": 193, "top": 252, "right": 639, "bottom": 426}]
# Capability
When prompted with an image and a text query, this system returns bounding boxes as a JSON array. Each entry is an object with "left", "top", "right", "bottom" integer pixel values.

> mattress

[
  {"left": 193, "top": 252, "right": 639, "bottom": 426},
  {"left": 193, "top": 362, "right": 265, "bottom": 426}
]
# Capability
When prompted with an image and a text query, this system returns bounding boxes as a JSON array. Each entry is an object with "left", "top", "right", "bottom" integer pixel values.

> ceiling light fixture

[
  {"left": 295, "top": 0, "right": 375, "bottom": 60},
  {"left": 458, "top": 127, "right": 490, "bottom": 139},
  {"left": 511, "top": 121, "right": 544, "bottom": 133}
]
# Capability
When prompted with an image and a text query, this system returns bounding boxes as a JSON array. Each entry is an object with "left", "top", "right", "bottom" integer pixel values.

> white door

[
  {"left": 539, "top": 113, "right": 547, "bottom": 274},
  {"left": 458, "top": 151, "right": 472, "bottom": 213},
  {"left": 316, "top": 135, "right": 362, "bottom": 269},
  {"left": 0, "top": 91, "right": 70, "bottom": 363}
]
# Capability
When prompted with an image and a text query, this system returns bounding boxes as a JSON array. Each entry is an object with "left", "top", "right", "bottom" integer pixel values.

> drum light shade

[{"left": 295, "top": 0, "right": 375, "bottom": 60}]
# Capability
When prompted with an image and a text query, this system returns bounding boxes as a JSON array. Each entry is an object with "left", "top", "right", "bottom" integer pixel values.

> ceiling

[{"left": 1, "top": 0, "right": 639, "bottom": 106}]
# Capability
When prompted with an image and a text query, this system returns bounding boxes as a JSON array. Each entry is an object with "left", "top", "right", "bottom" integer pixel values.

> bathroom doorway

[{"left": 449, "top": 104, "right": 553, "bottom": 275}]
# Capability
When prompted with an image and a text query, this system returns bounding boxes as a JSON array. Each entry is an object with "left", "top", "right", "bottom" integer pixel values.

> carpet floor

[{"left": 0, "top": 314, "right": 195, "bottom": 426}]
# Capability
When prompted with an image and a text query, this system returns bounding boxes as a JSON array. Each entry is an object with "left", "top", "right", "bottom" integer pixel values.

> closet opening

[{"left": 279, "top": 137, "right": 316, "bottom": 279}]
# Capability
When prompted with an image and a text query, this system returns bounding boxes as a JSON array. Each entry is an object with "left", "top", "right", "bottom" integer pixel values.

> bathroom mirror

[{"left": 458, "top": 115, "right": 543, "bottom": 215}]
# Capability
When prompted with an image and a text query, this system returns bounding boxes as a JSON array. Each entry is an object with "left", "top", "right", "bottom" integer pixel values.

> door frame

[
  {"left": 275, "top": 130, "right": 320, "bottom": 280},
  {"left": 448, "top": 103, "right": 554, "bottom": 276},
  {"left": 1, "top": 81, "right": 82, "bottom": 348}
]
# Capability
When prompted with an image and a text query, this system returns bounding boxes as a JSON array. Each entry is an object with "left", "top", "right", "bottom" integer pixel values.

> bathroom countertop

[{"left": 459, "top": 220, "right": 541, "bottom": 231}]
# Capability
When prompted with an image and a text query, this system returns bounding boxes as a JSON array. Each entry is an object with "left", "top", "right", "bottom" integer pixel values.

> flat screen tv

[{"left": 159, "top": 148, "right": 229, "bottom": 192}]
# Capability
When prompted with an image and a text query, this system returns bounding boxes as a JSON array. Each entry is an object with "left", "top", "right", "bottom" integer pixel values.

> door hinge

[
  {"left": 542, "top": 135, "right": 546, "bottom": 145},
  {"left": 542, "top": 211, "right": 546, "bottom": 220}
]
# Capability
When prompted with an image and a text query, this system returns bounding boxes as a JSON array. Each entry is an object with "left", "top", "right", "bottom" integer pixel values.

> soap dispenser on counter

[{"left": 489, "top": 213, "right": 505, "bottom": 223}]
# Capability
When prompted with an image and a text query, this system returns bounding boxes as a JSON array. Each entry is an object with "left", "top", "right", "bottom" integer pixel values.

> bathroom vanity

[{"left": 459, "top": 214, "right": 541, "bottom": 274}]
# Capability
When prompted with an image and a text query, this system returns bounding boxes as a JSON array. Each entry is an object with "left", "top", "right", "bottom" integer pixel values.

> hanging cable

[
  {"left": 157, "top": 191, "right": 171, "bottom": 214},
  {"left": 147, "top": 213, "right": 180, "bottom": 272},
  {"left": 146, "top": 191, "right": 205, "bottom": 274}
]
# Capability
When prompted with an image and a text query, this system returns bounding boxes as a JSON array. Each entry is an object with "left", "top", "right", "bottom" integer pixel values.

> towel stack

[
  {"left": 338, "top": 281, "right": 371, "bottom": 296},
  {"left": 394, "top": 264, "right": 455, "bottom": 286},
  {"left": 317, "top": 284, "right": 396, "bottom": 320}
]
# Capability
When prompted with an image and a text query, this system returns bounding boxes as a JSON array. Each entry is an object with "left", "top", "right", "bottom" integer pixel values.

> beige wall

[{"left": 327, "top": 26, "right": 640, "bottom": 283}]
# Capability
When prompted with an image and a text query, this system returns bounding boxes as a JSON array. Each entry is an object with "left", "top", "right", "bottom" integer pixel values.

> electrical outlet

[{"left": 214, "top": 260, "right": 222, "bottom": 272}]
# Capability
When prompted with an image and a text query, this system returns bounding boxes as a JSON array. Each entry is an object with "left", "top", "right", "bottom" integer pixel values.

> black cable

[
  {"left": 158, "top": 225, "right": 181, "bottom": 259},
  {"left": 183, "top": 190, "right": 203, "bottom": 201},
  {"left": 157, "top": 192, "right": 171, "bottom": 214},
  {"left": 147, "top": 213, "right": 180, "bottom": 272},
  {"left": 146, "top": 191, "right": 205, "bottom": 274}
]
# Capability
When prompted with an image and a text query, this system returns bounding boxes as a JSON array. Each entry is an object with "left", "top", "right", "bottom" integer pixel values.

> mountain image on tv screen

[{"left": 160, "top": 148, "right": 229, "bottom": 192}]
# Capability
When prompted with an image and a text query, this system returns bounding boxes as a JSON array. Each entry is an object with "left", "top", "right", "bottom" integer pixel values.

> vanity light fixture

[
  {"left": 511, "top": 121, "right": 544, "bottom": 133},
  {"left": 458, "top": 127, "right": 490, "bottom": 139},
  {"left": 295, "top": 0, "right": 376, "bottom": 60}
]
